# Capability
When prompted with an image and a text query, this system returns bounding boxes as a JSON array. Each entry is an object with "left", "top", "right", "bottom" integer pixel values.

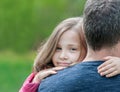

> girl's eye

[
  {"left": 70, "top": 48, "right": 77, "bottom": 51},
  {"left": 56, "top": 47, "right": 62, "bottom": 51}
]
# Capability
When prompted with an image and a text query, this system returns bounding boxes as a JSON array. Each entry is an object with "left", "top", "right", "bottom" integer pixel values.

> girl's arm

[
  {"left": 97, "top": 56, "right": 120, "bottom": 77},
  {"left": 19, "top": 73, "right": 40, "bottom": 92},
  {"left": 19, "top": 67, "right": 65, "bottom": 92}
]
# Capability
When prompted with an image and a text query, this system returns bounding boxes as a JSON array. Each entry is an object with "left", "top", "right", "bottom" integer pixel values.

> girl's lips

[{"left": 57, "top": 62, "right": 71, "bottom": 67}]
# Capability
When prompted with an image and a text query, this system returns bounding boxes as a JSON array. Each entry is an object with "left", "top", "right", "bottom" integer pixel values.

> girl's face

[{"left": 52, "top": 30, "right": 81, "bottom": 67}]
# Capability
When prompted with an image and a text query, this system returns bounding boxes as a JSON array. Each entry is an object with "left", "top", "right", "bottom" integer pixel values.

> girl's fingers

[
  {"left": 97, "top": 56, "right": 120, "bottom": 77},
  {"left": 98, "top": 63, "right": 114, "bottom": 73},
  {"left": 37, "top": 70, "right": 57, "bottom": 80},
  {"left": 97, "top": 60, "right": 112, "bottom": 70},
  {"left": 48, "top": 71, "right": 57, "bottom": 74},
  {"left": 99, "top": 67, "right": 116, "bottom": 76},
  {"left": 51, "top": 67, "right": 65, "bottom": 71},
  {"left": 106, "top": 71, "right": 118, "bottom": 78},
  {"left": 38, "top": 67, "right": 65, "bottom": 78},
  {"left": 36, "top": 67, "right": 65, "bottom": 80}
]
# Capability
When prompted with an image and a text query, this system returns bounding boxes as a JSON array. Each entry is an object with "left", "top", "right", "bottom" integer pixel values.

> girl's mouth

[{"left": 57, "top": 62, "right": 71, "bottom": 67}]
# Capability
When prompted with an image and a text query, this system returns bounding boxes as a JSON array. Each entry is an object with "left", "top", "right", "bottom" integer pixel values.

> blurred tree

[{"left": 0, "top": 0, "right": 85, "bottom": 53}]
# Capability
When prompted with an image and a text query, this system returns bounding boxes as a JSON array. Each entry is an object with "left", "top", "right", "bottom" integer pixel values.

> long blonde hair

[{"left": 33, "top": 17, "right": 87, "bottom": 72}]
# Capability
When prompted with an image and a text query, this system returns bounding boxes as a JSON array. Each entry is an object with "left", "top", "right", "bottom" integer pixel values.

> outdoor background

[{"left": 0, "top": 0, "right": 86, "bottom": 92}]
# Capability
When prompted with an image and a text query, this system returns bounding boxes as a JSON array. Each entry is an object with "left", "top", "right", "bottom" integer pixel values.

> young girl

[{"left": 19, "top": 17, "right": 87, "bottom": 92}]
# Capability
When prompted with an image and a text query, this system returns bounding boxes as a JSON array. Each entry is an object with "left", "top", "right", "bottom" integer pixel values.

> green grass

[{"left": 0, "top": 51, "right": 35, "bottom": 92}]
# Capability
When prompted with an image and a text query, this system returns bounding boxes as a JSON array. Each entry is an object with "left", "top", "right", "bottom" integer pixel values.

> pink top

[{"left": 19, "top": 73, "right": 40, "bottom": 92}]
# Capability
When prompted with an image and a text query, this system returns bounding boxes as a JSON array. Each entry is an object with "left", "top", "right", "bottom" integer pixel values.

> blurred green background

[{"left": 0, "top": 0, "right": 85, "bottom": 92}]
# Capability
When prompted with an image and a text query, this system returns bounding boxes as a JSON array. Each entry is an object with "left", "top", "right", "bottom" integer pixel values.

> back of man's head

[{"left": 83, "top": 0, "right": 120, "bottom": 51}]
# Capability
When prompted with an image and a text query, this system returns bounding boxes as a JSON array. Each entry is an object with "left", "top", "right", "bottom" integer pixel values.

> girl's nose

[{"left": 59, "top": 51, "right": 68, "bottom": 60}]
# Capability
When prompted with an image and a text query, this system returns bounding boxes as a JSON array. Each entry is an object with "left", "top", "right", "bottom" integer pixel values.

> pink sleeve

[{"left": 19, "top": 73, "right": 40, "bottom": 92}]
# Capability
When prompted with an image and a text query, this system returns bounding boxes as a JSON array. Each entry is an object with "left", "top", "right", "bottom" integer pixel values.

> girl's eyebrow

[
  {"left": 57, "top": 43, "right": 80, "bottom": 46},
  {"left": 57, "top": 44, "right": 61, "bottom": 46},
  {"left": 68, "top": 44, "right": 80, "bottom": 46}
]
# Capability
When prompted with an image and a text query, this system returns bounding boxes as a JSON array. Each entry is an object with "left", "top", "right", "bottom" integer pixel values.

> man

[{"left": 38, "top": 0, "right": 120, "bottom": 91}]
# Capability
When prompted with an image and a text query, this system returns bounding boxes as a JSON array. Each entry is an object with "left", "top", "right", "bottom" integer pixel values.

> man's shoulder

[{"left": 38, "top": 61, "right": 120, "bottom": 92}]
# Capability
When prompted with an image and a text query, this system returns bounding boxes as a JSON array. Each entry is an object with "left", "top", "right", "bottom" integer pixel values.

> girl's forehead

[{"left": 58, "top": 30, "right": 81, "bottom": 45}]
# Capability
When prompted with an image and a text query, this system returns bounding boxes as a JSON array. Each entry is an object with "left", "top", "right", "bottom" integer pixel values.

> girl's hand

[
  {"left": 32, "top": 67, "right": 65, "bottom": 83},
  {"left": 97, "top": 56, "right": 120, "bottom": 78}
]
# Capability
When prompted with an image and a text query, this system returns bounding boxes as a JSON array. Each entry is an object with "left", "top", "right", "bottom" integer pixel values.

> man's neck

[{"left": 83, "top": 47, "right": 119, "bottom": 62}]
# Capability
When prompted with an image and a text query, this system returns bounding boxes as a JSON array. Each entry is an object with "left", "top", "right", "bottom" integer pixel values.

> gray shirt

[{"left": 38, "top": 61, "right": 120, "bottom": 92}]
